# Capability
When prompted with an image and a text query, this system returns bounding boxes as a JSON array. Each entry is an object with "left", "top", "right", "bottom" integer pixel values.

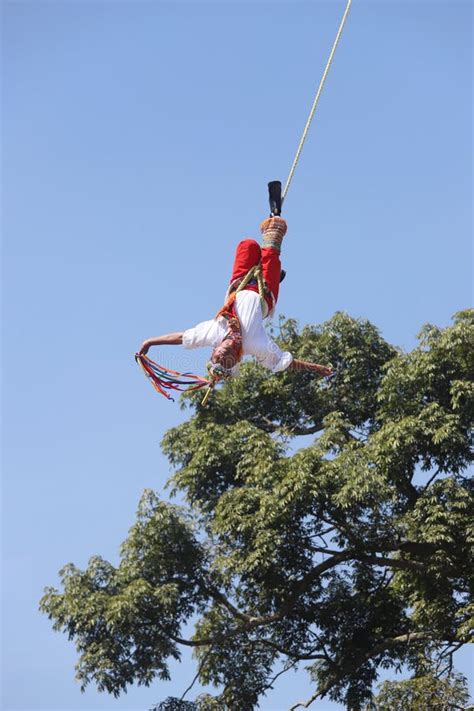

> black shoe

[{"left": 268, "top": 180, "right": 282, "bottom": 217}]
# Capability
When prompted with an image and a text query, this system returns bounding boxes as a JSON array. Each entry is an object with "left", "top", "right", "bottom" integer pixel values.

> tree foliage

[
  {"left": 40, "top": 311, "right": 474, "bottom": 710},
  {"left": 369, "top": 668, "right": 470, "bottom": 711}
]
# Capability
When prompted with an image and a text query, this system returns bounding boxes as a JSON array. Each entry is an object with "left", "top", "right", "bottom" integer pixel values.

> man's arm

[
  {"left": 138, "top": 332, "right": 184, "bottom": 356},
  {"left": 289, "top": 358, "right": 333, "bottom": 377}
]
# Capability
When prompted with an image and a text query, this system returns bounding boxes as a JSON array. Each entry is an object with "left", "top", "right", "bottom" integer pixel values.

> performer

[{"left": 138, "top": 216, "right": 332, "bottom": 380}]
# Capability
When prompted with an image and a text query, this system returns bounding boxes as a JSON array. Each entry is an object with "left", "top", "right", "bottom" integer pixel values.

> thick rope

[
  {"left": 282, "top": 0, "right": 352, "bottom": 203},
  {"left": 221, "top": 264, "right": 268, "bottom": 316},
  {"left": 235, "top": 265, "right": 261, "bottom": 294}
]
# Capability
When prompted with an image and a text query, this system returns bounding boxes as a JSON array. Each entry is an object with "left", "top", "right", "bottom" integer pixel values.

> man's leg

[
  {"left": 260, "top": 217, "right": 287, "bottom": 304},
  {"left": 261, "top": 246, "right": 282, "bottom": 304},
  {"left": 230, "top": 239, "right": 261, "bottom": 284}
]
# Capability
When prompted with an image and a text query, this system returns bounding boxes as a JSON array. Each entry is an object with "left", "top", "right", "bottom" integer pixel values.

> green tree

[
  {"left": 368, "top": 668, "right": 471, "bottom": 711},
  {"left": 40, "top": 311, "right": 474, "bottom": 710}
]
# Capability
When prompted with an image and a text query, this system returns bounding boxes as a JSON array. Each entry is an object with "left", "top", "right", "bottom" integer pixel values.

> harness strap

[{"left": 221, "top": 263, "right": 271, "bottom": 319}]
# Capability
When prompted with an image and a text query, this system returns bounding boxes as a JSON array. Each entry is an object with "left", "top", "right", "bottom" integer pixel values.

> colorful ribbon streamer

[{"left": 135, "top": 353, "right": 211, "bottom": 402}]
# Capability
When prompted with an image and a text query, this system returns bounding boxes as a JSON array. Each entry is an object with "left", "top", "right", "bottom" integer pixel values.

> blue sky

[{"left": 2, "top": 1, "right": 472, "bottom": 709}]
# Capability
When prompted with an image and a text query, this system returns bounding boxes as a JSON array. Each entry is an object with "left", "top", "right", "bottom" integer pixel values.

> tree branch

[
  {"left": 356, "top": 553, "right": 425, "bottom": 574},
  {"left": 179, "top": 647, "right": 213, "bottom": 701},
  {"left": 165, "top": 555, "right": 350, "bottom": 648},
  {"left": 261, "top": 658, "right": 299, "bottom": 694},
  {"left": 288, "top": 689, "right": 321, "bottom": 710},
  {"left": 202, "top": 583, "right": 251, "bottom": 623},
  {"left": 249, "top": 416, "right": 324, "bottom": 437},
  {"left": 262, "top": 639, "right": 327, "bottom": 661},
  {"left": 422, "top": 467, "right": 442, "bottom": 491},
  {"left": 165, "top": 549, "right": 437, "bottom": 650},
  {"left": 287, "top": 631, "right": 449, "bottom": 711}
]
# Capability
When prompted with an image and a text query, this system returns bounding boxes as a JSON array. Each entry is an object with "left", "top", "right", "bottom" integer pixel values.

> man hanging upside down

[{"left": 138, "top": 216, "right": 332, "bottom": 381}]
